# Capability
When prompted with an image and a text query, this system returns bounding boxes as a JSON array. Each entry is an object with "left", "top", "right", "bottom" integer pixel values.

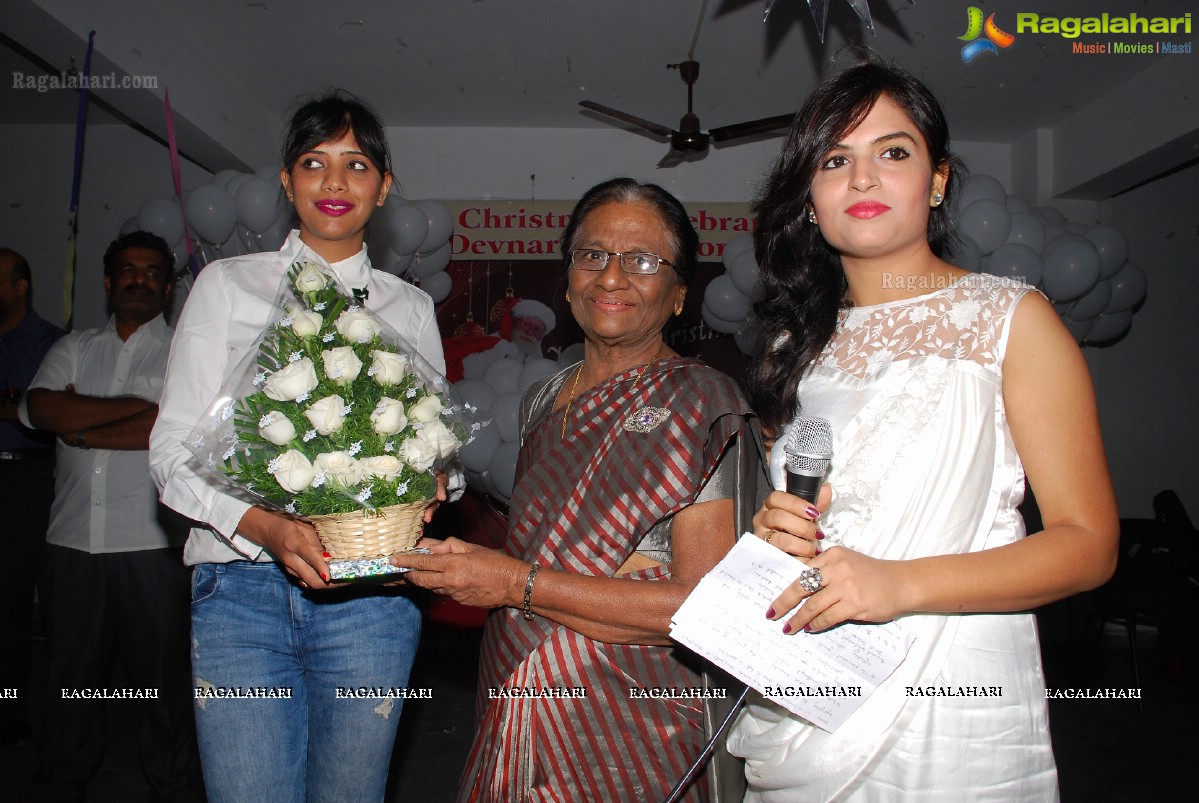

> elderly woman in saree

[{"left": 393, "top": 178, "right": 775, "bottom": 802}]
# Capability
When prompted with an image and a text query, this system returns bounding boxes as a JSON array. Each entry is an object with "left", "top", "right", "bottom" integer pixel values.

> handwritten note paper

[{"left": 670, "top": 534, "right": 915, "bottom": 732}]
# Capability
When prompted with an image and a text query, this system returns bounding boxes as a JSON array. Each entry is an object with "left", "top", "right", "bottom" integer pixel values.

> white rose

[
  {"left": 271, "top": 449, "right": 314, "bottom": 493},
  {"left": 263, "top": 358, "right": 319, "bottom": 401},
  {"left": 294, "top": 263, "right": 330, "bottom": 293},
  {"left": 304, "top": 394, "right": 347, "bottom": 435},
  {"left": 407, "top": 395, "right": 443, "bottom": 423},
  {"left": 335, "top": 309, "right": 382, "bottom": 343},
  {"left": 371, "top": 397, "right": 408, "bottom": 436},
  {"left": 288, "top": 307, "right": 323, "bottom": 338},
  {"left": 369, "top": 350, "right": 409, "bottom": 385},
  {"left": 322, "top": 346, "right": 363, "bottom": 384},
  {"left": 417, "top": 419, "right": 461, "bottom": 459},
  {"left": 359, "top": 455, "right": 406, "bottom": 479},
  {"left": 258, "top": 411, "right": 297, "bottom": 446},
  {"left": 313, "top": 451, "right": 364, "bottom": 486},
  {"left": 397, "top": 438, "right": 437, "bottom": 473}
]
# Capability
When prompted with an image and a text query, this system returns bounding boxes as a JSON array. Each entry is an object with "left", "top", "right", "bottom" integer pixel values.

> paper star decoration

[{"left": 764, "top": 0, "right": 882, "bottom": 42}]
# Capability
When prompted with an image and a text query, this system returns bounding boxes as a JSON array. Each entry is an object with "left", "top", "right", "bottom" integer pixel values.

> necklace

[{"left": 560, "top": 359, "right": 655, "bottom": 440}]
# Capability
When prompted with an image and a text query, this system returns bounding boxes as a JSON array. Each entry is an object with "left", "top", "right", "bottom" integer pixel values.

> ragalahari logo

[{"left": 959, "top": 7, "right": 1016, "bottom": 63}]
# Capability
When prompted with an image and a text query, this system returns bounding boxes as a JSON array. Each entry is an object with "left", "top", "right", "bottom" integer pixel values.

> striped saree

[{"left": 458, "top": 357, "right": 754, "bottom": 803}]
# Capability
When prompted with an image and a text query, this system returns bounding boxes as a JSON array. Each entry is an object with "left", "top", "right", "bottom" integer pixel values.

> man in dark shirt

[{"left": 0, "top": 248, "right": 66, "bottom": 749}]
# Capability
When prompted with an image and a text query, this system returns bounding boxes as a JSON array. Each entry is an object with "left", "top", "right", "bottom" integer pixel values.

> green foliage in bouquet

[{"left": 219, "top": 261, "right": 463, "bottom": 516}]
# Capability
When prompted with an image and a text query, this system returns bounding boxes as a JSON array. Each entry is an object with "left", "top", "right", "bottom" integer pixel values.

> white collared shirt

[
  {"left": 21, "top": 314, "right": 180, "bottom": 553},
  {"left": 149, "top": 232, "right": 447, "bottom": 566}
]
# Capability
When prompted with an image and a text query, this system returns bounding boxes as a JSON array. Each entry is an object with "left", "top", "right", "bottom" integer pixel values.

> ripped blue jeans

[{"left": 190, "top": 561, "right": 421, "bottom": 803}]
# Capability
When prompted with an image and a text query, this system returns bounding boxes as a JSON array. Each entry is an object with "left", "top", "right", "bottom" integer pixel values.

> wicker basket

[{"left": 308, "top": 501, "right": 427, "bottom": 559}]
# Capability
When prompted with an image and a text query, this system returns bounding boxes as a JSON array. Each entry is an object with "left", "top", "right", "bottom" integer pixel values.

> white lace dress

[{"left": 727, "top": 274, "right": 1059, "bottom": 802}]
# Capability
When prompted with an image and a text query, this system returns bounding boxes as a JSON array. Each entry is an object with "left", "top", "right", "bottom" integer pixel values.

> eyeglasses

[{"left": 568, "top": 249, "right": 673, "bottom": 276}]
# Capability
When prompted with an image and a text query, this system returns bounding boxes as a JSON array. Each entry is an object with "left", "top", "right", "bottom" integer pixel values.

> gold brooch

[{"left": 622, "top": 407, "right": 671, "bottom": 433}]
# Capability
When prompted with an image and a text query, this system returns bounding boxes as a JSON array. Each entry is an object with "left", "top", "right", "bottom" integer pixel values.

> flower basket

[
  {"left": 310, "top": 501, "right": 427, "bottom": 581},
  {"left": 184, "top": 258, "right": 489, "bottom": 581}
]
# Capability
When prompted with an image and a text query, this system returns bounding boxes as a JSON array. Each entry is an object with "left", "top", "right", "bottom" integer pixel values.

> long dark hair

[
  {"left": 748, "top": 61, "right": 962, "bottom": 435},
  {"left": 282, "top": 90, "right": 391, "bottom": 175},
  {"left": 560, "top": 178, "right": 698, "bottom": 287}
]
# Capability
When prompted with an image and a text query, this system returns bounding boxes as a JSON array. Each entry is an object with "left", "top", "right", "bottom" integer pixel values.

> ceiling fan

[{"left": 580, "top": 60, "right": 794, "bottom": 168}]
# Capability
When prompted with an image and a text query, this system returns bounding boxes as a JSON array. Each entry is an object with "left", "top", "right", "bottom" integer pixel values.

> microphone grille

[{"left": 786, "top": 416, "right": 833, "bottom": 474}]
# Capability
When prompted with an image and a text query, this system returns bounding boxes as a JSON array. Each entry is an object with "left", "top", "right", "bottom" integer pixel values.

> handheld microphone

[
  {"left": 784, "top": 416, "right": 833, "bottom": 505},
  {"left": 663, "top": 417, "right": 834, "bottom": 803}
]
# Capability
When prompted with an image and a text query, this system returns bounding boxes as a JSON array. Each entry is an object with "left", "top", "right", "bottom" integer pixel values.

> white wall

[
  {"left": 0, "top": 123, "right": 211, "bottom": 331},
  {"left": 1092, "top": 163, "right": 1199, "bottom": 518}
]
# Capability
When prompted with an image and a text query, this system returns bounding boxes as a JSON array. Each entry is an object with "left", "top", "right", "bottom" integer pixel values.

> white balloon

[
  {"left": 416, "top": 200, "right": 454, "bottom": 252},
  {"left": 728, "top": 250, "right": 761, "bottom": 299},
  {"left": 185, "top": 185, "right": 237, "bottom": 244},
  {"left": 701, "top": 303, "right": 741, "bottom": 334},
  {"left": 413, "top": 241, "right": 452, "bottom": 278},
  {"left": 459, "top": 421, "right": 501, "bottom": 473},
  {"left": 255, "top": 164, "right": 282, "bottom": 183},
  {"left": 453, "top": 379, "right": 497, "bottom": 414},
  {"left": 703, "top": 275, "right": 752, "bottom": 322},
  {"left": 119, "top": 216, "right": 140, "bottom": 236},
  {"left": 225, "top": 172, "right": 252, "bottom": 198},
  {"left": 1103, "top": 262, "right": 1147, "bottom": 313},
  {"left": 490, "top": 392, "right": 522, "bottom": 443},
  {"left": 216, "top": 229, "right": 244, "bottom": 258},
  {"left": 1005, "top": 195, "right": 1032, "bottom": 216},
  {"left": 386, "top": 203, "right": 429, "bottom": 256},
  {"left": 211, "top": 169, "right": 240, "bottom": 189},
  {"left": 1086, "top": 311, "right": 1132, "bottom": 343},
  {"left": 518, "top": 358, "right": 560, "bottom": 392},
  {"left": 984, "top": 242, "right": 1042, "bottom": 285},
  {"left": 1005, "top": 212, "right": 1046, "bottom": 253},
  {"left": 734, "top": 316, "right": 762, "bottom": 356},
  {"left": 721, "top": 234, "right": 754, "bottom": 271},
  {"left": 958, "top": 199, "right": 1011, "bottom": 255},
  {"left": 946, "top": 234, "right": 982, "bottom": 272},
  {"left": 1032, "top": 206, "right": 1067, "bottom": 226},
  {"left": 235, "top": 178, "right": 283, "bottom": 234},
  {"left": 1041, "top": 234, "right": 1101, "bottom": 302},
  {"left": 1061, "top": 316, "right": 1094, "bottom": 344},
  {"left": 1066, "top": 222, "right": 1089, "bottom": 235},
  {"left": 137, "top": 198, "right": 184, "bottom": 245},
  {"left": 1066, "top": 280, "right": 1111, "bottom": 321},
  {"left": 392, "top": 250, "right": 415, "bottom": 275},
  {"left": 956, "top": 175, "right": 1007, "bottom": 212},
  {"left": 420, "top": 270, "right": 452, "bottom": 303},
  {"left": 483, "top": 357, "right": 521, "bottom": 394},
  {"left": 1084, "top": 225, "right": 1129, "bottom": 280},
  {"left": 488, "top": 441, "right": 520, "bottom": 499},
  {"left": 558, "top": 342, "right": 585, "bottom": 365}
]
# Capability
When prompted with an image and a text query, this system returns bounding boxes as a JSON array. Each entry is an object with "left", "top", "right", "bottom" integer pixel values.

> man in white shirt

[{"left": 22, "top": 232, "right": 201, "bottom": 801}]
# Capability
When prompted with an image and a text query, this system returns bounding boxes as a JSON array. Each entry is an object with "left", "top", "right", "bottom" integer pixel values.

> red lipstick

[
  {"left": 845, "top": 201, "right": 890, "bottom": 219},
  {"left": 315, "top": 199, "right": 355, "bottom": 216}
]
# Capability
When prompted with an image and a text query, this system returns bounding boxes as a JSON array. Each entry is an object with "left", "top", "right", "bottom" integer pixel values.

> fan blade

[
  {"left": 579, "top": 101, "right": 674, "bottom": 139},
  {"left": 657, "top": 149, "right": 688, "bottom": 169},
  {"left": 708, "top": 113, "right": 794, "bottom": 143}
]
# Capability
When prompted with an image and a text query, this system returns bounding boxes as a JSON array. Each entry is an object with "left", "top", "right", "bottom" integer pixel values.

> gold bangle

[{"left": 522, "top": 563, "right": 540, "bottom": 621}]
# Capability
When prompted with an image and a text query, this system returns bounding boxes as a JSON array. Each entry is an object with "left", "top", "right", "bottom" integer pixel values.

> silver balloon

[
  {"left": 1005, "top": 212, "right": 1046, "bottom": 253},
  {"left": 518, "top": 358, "right": 560, "bottom": 392},
  {"left": 482, "top": 357, "right": 521, "bottom": 394},
  {"left": 419, "top": 269, "right": 452, "bottom": 304},
  {"left": 488, "top": 441, "right": 520, "bottom": 499},
  {"left": 984, "top": 242, "right": 1042, "bottom": 285},
  {"left": 490, "top": 391, "right": 522, "bottom": 443},
  {"left": 1033, "top": 206, "right": 1067, "bottom": 226},
  {"left": 1103, "top": 262, "right": 1147, "bottom": 313},
  {"left": 728, "top": 250, "right": 761, "bottom": 299},
  {"left": 413, "top": 242, "right": 452, "bottom": 279},
  {"left": 1084, "top": 225, "right": 1129, "bottom": 280},
  {"left": 1041, "top": 234, "right": 1100, "bottom": 302},
  {"left": 956, "top": 175, "right": 1007, "bottom": 213},
  {"left": 453, "top": 379, "right": 497, "bottom": 414},
  {"left": 1061, "top": 316, "right": 1094, "bottom": 344},
  {"left": 459, "top": 421, "right": 501, "bottom": 473},
  {"left": 958, "top": 199, "right": 1011, "bottom": 255},
  {"left": 703, "top": 275, "right": 752, "bottom": 323},
  {"left": 1066, "top": 280, "right": 1112, "bottom": 321},
  {"left": 721, "top": 234, "right": 754, "bottom": 271},
  {"left": 1085, "top": 310, "right": 1133, "bottom": 344},
  {"left": 701, "top": 303, "right": 741, "bottom": 334},
  {"left": 1005, "top": 195, "right": 1032, "bottom": 216}
]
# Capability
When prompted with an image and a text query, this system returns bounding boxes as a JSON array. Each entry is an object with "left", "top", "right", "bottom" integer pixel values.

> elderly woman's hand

[
  {"left": 753, "top": 485, "right": 831, "bottom": 560},
  {"left": 389, "top": 537, "right": 530, "bottom": 608}
]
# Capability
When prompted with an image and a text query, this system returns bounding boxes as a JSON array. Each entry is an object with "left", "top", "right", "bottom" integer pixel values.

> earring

[
  {"left": 807, "top": 209, "right": 817, "bottom": 225},
  {"left": 565, "top": 291, "right": 571, "bottom": 303},
  {"left": 674, "top": 305, "right": 683, "bottom": 317},
  {"left": 931, "top": 193, "right": 943, "bottom": 207}
]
